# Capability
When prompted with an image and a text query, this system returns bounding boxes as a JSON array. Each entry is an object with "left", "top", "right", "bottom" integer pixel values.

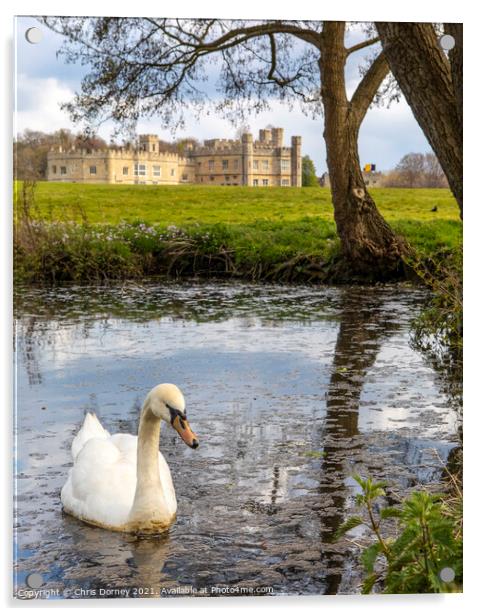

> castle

[{"left": 47, "top": 128, "right": 302, "bottom": 187}]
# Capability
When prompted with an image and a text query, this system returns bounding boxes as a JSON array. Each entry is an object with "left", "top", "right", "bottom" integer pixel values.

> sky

[{"left": 14, "top": 16, "right": 433, "bottom": 174}]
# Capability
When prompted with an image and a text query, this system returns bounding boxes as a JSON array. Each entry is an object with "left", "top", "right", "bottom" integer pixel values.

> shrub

[{"left": 336, "top": 474, "right": 462, "bottom": 593}]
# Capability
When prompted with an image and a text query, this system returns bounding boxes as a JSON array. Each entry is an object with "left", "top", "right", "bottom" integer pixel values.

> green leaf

[
  {"left": 362, "top": 573, "right": 378, "bottom": 594},
  {"left": 333, "top": 515, "right": 364, "bottom": 540},
  {"left": 380, "top": 506, "right": 402, "bottom": 519},
  {"left": 361, "top": 542, "right": 383, "bottom": 574}
]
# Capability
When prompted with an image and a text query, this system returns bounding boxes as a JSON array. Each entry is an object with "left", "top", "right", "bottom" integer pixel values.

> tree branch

[
  {"left": 346, "top": 36, "right": 380, "bottom": 56},
  {"left": 349, "top": 52, "right": 390, "bottom": 127}
]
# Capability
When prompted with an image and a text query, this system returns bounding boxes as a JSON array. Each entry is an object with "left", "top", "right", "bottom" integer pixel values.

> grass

[
  {"left": 14, "top": 182, "right": 462, "bottom": 283},
  {"left": 21, "top": 182, "right": 460, "bottom": 225}
]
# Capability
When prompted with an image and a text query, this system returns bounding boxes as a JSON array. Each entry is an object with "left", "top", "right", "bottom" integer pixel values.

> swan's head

[{"left": 146, "top": 383, "right": 199, "bottom": 449}]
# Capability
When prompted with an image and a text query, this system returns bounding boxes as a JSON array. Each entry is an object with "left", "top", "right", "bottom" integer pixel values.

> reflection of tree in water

[
  {"left": 316, "top": 289, "right": 399, "bottom": 595},
  {"left": 16, "top": 317, "right": 43, "bottom": 386}
]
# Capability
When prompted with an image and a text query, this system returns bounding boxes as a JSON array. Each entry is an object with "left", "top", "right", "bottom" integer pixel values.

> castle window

[
  {"left": 60, "top": 166, "right": 67, "bottom": 175},
  {"left": 123, "top": 167, "right": 129, "bottom": 175},
  {"left": 52, "top": 165, "right": 57, "bottom": 174},
  {"left": 222, "top": 160, "right": 228, "bottom": 170},
  {"left": 89, "top": 165, "right": 97, "bottom": 175},
  {"left": 208, "top": 160, "right": 214, "bottom": 171},
  {"left": 253, "top": 160, "right": 259, "bottom": 170},
  {"left": 182, "top": 173, "right": 188, "bottom": 181},
  {"left": 170, "top": 169, "right": 175, "bottom": 176},
  {"left": 253, "top": 179, "right": 259, "bottom": 186},
  {"left": 153, "top": 165, "right": 161, "bottom": 177},
  {"left": 282, "top": 179, "right": 290, "bottom": 186},
  {"left": 262, "top": 179, "right": 269, "bottom": 186},
  {"left": 225, "top": 176, "right": 230, "bottom": 181},
  {"left": 281, "top": 159, "right": 290, "bottom": 171},
  {"left": 210, "top": 176, "right": 215, "bottom": 182},
  {"left": 152, "top": 144, "right": 156, "bottom": 152},
  {"left": 234, "top": 159, "right": 239, "bottom": 170},
  {"left": 134, "top": 163, "right": 147, "bottom": 176},
  {"left": 263, "top": 160, "right": 269, "bottom": 170}
]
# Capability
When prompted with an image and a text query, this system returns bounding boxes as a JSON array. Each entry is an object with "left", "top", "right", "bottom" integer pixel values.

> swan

[{"left": 61, "top": 383, "right": 199, "bottom": 533}]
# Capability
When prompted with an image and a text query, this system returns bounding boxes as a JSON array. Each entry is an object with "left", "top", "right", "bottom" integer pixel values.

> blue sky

[{"left": 15, "top": 16, "right": 432, "bottom": 174}]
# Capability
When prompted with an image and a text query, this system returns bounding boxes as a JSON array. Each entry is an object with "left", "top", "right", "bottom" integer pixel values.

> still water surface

[{"left": 13, "top": 282, "right": 458, "bottom": 597}]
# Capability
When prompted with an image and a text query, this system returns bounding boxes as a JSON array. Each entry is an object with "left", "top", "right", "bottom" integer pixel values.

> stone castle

[{"left": 47, "top": 127, "right": 302, "bottom": 187}]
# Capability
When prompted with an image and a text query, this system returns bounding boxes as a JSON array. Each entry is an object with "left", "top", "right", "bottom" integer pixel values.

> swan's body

[{"left": 61, "top": 384, "right": 198, "bottom": 533}]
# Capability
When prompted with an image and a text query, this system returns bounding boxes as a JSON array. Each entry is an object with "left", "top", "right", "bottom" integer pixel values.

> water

[{"left": 13, "top": 281, "right": 459, "bottom": 598}]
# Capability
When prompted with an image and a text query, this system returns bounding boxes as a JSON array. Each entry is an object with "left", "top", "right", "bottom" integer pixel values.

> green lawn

[{"left": 22, "top": 182, "right": 460, "bottom": 226}]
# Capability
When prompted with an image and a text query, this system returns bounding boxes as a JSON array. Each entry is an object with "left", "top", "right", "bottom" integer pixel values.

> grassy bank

[{"left": 14, "top": 182, "right": 462, "bottom": 283}]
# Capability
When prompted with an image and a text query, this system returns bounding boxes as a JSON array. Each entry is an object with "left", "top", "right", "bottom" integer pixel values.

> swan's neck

[
  {"left": 137, "top": 404, "right": 163, "bottom": 489},
  {"left": 127, "top": 403, "right": 173, "bottom": 531}
]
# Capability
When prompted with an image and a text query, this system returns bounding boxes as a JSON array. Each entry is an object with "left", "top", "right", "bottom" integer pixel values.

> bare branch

[
  {"left": 349, "top": 52, "right": 390, "bottom": 127},
  {"left": 346, "top": 36, "right": 380, "bottom": 56}
]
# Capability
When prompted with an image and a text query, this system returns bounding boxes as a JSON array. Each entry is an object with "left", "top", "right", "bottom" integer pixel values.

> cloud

[
  {"left": 15, "top": 74, "right": 77, "bottom": 136},
  {"left": 360, "top": 100, "right": 432, "bottom": 170}
]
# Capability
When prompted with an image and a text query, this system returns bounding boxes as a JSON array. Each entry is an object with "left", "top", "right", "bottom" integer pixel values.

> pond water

[{"left": 13, "top": 281, "right": 459, "bottom": 598}]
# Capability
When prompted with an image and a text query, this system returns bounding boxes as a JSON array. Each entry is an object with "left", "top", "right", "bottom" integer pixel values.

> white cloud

[{"left": 15, "top": 74, "right": 77, "bottom": 136}]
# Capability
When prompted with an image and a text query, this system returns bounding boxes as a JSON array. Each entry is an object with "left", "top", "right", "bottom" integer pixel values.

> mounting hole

[
  {"left": 26, "top": 573, "right": 44, "bottom": 589},
  {"left": 438, "top": 34, "right": 455, "bottom": 51},
  {"left": 439, "top": 566, "right": 455, "bottom": 583},
  {"left": 25, "top": 27, "right": 42, "bottom": 44}
]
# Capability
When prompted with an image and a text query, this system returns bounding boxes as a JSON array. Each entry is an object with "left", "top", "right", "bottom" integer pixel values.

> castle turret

[
  {"left": 291, "top": 136, "right": 302, "bottom": 187},
  {"left": 259, "top": 128, "right": 272, "bottom": 144},
  {"left": 271, "top": 128, "right": 284, "bottom": 147},
  {"left": 242, "top": 133, "right": 253, "bottom": 186},
  {"left": 139, "top": 134, "right": 159, "bottom": 154}
]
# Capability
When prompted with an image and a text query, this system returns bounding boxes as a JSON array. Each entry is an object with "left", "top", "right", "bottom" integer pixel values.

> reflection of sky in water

[
  {"left": 13, "top": 283, "right": 459, "bottom": 597},
  {"left": 16, "top": 315, "right": 455, "bottom": 437}
]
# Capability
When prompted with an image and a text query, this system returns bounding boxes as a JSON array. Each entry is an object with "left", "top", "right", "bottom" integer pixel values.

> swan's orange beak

[{"left": 172, "top": 415, "right": 199, "bottom": 449}]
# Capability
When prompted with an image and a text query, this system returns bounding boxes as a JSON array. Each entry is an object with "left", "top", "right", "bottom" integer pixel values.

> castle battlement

[{"left": 47, "top": 127, "right": 302, "bottom": 187}]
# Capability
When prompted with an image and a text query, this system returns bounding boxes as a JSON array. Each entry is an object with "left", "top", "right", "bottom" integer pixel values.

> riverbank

[{"left": 14, "top": 183, "right": 461, "bottom": 284}]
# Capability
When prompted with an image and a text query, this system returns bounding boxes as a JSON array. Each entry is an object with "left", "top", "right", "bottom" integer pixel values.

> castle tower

[
  {"left": 139, "top": 134, "right": 159, "bottom": 154},
  {"left": 291, "top": 136, "right": 302, "bottom": 187},
  {"left": 271, "top": 128, "right": 284, "bottom": 147},
  {"left": 259, "top": 128, "right": 272, "bottom": 144},
  {"left": 242, "top": 133, "right": 253, "bottom": 186},
  {"left": 106, "top": 149, "right": 115, "bottom": 183}
]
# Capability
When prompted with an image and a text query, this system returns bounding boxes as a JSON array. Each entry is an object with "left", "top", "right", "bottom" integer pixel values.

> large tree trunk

[
  {"left": 376, "top": 22, "right": 463, "bottom": 218},
  {"left": 320, "top": 23, "right": 407, "bottom": 279}
]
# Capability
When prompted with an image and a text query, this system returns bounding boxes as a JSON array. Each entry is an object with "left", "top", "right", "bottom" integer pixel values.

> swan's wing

[
  {"left": 62, "top": 435, "right": 137, "bottom": 528},
  {"left": 62, "top": 430, "right": 177, "bottom": 529},
  {"left": 71, "top": 412, "right": 110, "bottom": 460}
]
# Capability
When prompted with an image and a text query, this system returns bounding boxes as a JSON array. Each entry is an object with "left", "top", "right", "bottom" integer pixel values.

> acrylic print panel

[{"left": 13, "top": 15, "right": 462, "bottom": 600}]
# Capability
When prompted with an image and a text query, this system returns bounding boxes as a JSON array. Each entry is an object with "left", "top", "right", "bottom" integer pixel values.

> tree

[
  {"left": 42, "top": 17, "right": 407, "bottom": 277},
  {"left": 394, "top": 152, "right": 425, "bottom": 188},
  {"left": 376, "top": 22, "right": 462, "bottom": 217},
  {"left": 383, "top": 152, "right": 448, "bottom": 188},
  {"left": 302, "top": 155, "right": 318, "bottom": 186}
]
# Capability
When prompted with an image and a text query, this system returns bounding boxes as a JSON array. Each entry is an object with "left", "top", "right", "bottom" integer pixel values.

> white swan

[{"left": 61, "top": 383, "right": 199, "bottom": 533}]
